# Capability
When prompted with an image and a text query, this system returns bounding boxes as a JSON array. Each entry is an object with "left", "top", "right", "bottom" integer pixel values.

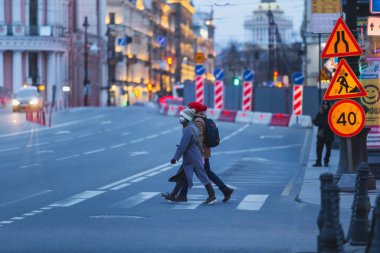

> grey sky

[{"left": 193, "top": 0, "right": 304, "bottom": 48}]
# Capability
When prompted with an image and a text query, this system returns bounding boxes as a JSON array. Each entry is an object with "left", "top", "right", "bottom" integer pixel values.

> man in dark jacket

[{"left": 313, "top": 100, "right": 335, "bottom": 167}]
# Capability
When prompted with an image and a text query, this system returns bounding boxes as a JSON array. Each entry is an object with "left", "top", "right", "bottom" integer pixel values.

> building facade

[
  {"left": 244, "top": 0, "right": 293, "bottom": 47},
  {"left": 0, "top": 0, "right": 107, "bottom": 108}
]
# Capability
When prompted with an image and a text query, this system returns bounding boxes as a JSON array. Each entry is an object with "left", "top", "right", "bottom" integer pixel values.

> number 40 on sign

[{"left": 328, "top": 100, "right": 365, "bottom": 138}]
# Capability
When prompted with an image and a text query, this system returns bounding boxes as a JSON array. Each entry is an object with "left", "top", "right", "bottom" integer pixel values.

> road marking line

[
  {"left": 78, "top": 133, "right": 94, "bottom": 138},
  {"left": 160, "top": 130, "right": 172, "bottom": 135},
  {"left": 41, "top": 207, "right": 53, "bottom": 210},
  {"left": 55, "top": 131, "right": 71, "bottom": 135},
  {"left": 98, "top": 162, "right": 175, "bottom": 190},
  {"left": 130, "top": 177, "right": 147, "bottom": 183},
  {"left": 26, "top": 142, "right": 48, "bottom": 148},
  {"left": 146, "top": 171, "right": 161, "bottom": 177},
  {"left": 49, "top": 190, "right": 105, "bottom": 207},
  {"left": 56, "top": 155, "right": 80, "bottom": 161},
  {"left": 146, "top": 134, "right": 159, "bottom": 139},
  {"left": 0, "top": 147, "right": 20, "bottom": 152},
  {"left": 259, "top": 135, "right": 284, "bottom": 139},
  {"left": 11, "top": 217, "right": 24, "bottom": 220},
  {"left": 237, "top": 194, "right": 269, "bottom": 211},
  {"left": 0, "top": 221, "right": 14, "bottom": 224},
  {"left": 84, "top": 149, "right": 105, "bottom": 155},
  {"left": 171, "top": 201, "right": 203, "bottom": 209},
  {"left": 54, "top": 137, "right": 73, "bottom": 142},
  {"left": 31, "top": 210, "right": 43, "bottom": 213},
  {"left": 129, "top": 151, "right": 150, "bottom": 157},
  {"left": 113, "top": 192, "right": 160, "bottom": 208},
  {"left": 130, "top": 138, "right": 144, "bottom": 144},
  {"left": 220, "top": 125, "right": 249, "bottom": 143},
  {"left": 37, "top": 150, "right": 54, "bottom": 154},
  {"left": 110, "top": 143, "right": 126, "bottom": 149},
  {"left": 160, "top": 166, "right": 172, "bottom": 172},
  {"left": 19, "top": 163, "right": 40, "bottom": 169},
  {"left": 24, "top": 213, "right": 36, "bottom": 216},
  {"left": 0, "top": 189, "right": 52, "bottom": 207},
  {"left": 110, "top": 183, "right": 131, "bottom": 190}
]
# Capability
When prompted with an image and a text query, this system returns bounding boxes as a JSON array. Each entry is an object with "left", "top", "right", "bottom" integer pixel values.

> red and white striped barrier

[
  {"left": 242, "top": 81, "right": 253, "bottom": 111},
  {"left": 25, "top": 109, "right": 46, "bottom": 126},
  {"left": 214, "top": 80, "right": 224, "bottom": 109},
  {"left": 236, "top": 111, "right": 255, "bottom": 123},
  {"left": 195, "top": 75, "right": 204, "bottom": 103},
  {"left": 252, "top": 112, "right": 273, "bottom": 125},
  {"left": 292, "top": 85, "right": 303, "bottom": 115}
]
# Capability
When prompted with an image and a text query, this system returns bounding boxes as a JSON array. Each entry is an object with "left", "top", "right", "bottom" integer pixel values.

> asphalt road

[{"left": 0, "top": 105, "right": 319, "bottom": 253}]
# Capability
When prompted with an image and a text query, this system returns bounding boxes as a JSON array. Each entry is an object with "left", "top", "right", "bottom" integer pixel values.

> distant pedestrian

[
  {"left": 163, "top": 108, "right": 217, "bottom": 205},
  {"left": 313, "top": 101, "right": 335, "bottom": 167}
]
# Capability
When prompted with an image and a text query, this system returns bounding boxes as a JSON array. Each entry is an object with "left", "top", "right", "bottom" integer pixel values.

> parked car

[{"left": 12, "top": 87, "right": 44, "bottom": 112}]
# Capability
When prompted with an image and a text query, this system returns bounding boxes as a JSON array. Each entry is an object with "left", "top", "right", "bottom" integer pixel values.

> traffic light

[
  {"left": 167, "top": 56, "right": 174, "bottom": 66},
  {"left": 273, "top": 70, "right": 278, "bottom": 82},
  {"left": 232, "top": 77, "right": 241, "bottom": 86}
]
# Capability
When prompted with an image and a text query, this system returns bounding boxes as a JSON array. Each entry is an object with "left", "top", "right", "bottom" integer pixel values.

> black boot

[
  {"left": 221, "top": 186, "right": 234, "bottom": 203},
  {"left": 203, "top": 184, "right": 216, "bottom": 205}
]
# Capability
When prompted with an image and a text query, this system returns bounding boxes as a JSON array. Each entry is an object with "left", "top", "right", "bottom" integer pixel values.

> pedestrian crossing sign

[
  {"left": 321, "top": 17, "right": 363, "bottom": 58},
  {"left": 324, "top": 59, "right": 367, "bottom": 100}
]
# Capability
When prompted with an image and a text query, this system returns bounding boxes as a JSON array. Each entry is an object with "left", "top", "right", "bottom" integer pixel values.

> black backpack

[{"left": 203, "top": 118, "right": 220, "bottom": 148}]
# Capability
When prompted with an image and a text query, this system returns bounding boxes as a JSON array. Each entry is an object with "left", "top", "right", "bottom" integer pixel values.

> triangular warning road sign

[
  {"left": 324, "top": 59, "right": 367, "bottom": 100},
  {"left": 321, "top": 17, "right": 363, "bottom": 58}
]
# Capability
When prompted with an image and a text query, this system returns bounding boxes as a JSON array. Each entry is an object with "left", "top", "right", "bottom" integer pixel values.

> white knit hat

[{"left": 180, "top": 108, "right": 195, "bottom": 121}]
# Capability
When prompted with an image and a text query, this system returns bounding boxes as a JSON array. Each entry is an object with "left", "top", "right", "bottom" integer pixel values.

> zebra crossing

[{"left": 112, "top": 192, "right": 270, "bottom": 211}]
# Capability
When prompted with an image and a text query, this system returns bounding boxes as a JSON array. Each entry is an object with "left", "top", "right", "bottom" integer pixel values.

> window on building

[
  {"left": 29, "top": 53, "right": 39, "bottom": 85},
  {"left": 30, "top": 0, "right": 38, "bottom": 35}
]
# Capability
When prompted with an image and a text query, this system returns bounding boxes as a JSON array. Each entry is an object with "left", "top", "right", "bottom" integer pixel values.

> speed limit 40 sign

[{"left": 328, "top": 100, "right": 366, "bottom": 137}]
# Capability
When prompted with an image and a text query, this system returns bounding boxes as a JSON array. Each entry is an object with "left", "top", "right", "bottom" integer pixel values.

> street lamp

[{"left": 83, "top": 16, "right": 90, "bottom": 106}]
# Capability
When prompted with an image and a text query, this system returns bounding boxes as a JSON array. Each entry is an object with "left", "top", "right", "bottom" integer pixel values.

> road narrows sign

[
  {"left": 324, "top": 59, "right": 367, "bottom": 100},
  {"left": 321, "top": 17, "right": 363, "bottom": 58},
  {"left": 328, "top": 99, "right": 366, "bottom": 137}
]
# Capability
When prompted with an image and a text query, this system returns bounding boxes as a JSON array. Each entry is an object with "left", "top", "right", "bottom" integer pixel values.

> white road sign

[{"left": 367, "top": 16, "right": 380, "bottom": 36}]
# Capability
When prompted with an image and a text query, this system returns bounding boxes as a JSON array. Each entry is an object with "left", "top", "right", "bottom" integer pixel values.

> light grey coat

[{"left": 172, "top": 122, "right": 210, "bottom": 189}]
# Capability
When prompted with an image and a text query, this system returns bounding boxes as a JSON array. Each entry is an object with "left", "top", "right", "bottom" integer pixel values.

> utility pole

[
  {"left": 83, "top": 16, "right": 90, "bottom": 106},
  {"left": 267, "top": 9, "right": 275, "bottom": 82}
]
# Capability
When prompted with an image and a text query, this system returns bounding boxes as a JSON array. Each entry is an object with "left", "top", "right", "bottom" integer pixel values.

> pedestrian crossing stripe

[
  {"left": 321, "top": 17, "right": 363, "bottom": 58},
  {"left": 323, "top": 59, "right": 367, "bottom": 100},
  {"left": 113, "top": 192, "right": 269, "bottom": 211}
]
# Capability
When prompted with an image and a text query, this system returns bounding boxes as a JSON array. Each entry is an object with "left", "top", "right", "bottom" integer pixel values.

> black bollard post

[
  {"left": 368, "top": 196, "right": 380, "bottom": 253},
  {"left": 349, "top": 162, "right": 371, "bottom": 245},
  {"left": 320, "top": 183, "right": 345, "bottom": 253},
  {"left": 318, "top": 173, "right": 334, "bottom": 252}
]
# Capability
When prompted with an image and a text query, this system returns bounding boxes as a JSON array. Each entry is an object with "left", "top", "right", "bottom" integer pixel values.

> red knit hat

[{"left": 188, "top": 102, "right": 207, "bottom": 112}]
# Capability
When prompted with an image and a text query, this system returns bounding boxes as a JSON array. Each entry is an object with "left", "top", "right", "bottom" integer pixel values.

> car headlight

[
  {"left": 12, "top": 99, "right": 20, "bottom": 106},
  {"left": 29, "top": 98, "right": 39, "bottom": 105}
]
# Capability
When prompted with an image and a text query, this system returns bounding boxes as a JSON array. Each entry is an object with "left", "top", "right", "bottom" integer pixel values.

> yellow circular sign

[
  {"left": 328, "top": 100, "right": 365, "bottom": 138},
  {"left": 195, "top": 52, "right": 206, "bottom": 64}
]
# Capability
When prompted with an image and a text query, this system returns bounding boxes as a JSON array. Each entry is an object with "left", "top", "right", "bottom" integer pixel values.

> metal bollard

[
  {"left": 349, "top": 162, "right": 371, "bottom": 245},
  {"left": 320, "top": 183, "right": 345, "bottom": 253},
  {"left": 367, "top": 196, "right": 380, "bottom": 253},
  {"left": 318, "top": 173, "right": 334, "bottom": 252}
]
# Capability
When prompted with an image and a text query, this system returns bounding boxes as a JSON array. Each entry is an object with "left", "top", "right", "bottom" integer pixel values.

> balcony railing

[{"left": 0, "top": 25, "right": 66, "bottom": 37}]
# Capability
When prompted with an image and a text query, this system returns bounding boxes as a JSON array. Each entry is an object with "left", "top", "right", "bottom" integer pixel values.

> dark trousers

[
  {"left": 178, "top": 158, "right": 227, "bottom": 197},
  {"left": 316, "top": 137, "right": 333, "bottom": 164}
]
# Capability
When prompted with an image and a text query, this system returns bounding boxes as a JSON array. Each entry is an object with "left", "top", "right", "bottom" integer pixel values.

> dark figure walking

[
  {"left": 164, "top": 108, "right": 216, "bottom": 205},
  {"left": 313, "top": 101, "right": 335, "bottom": 167}
]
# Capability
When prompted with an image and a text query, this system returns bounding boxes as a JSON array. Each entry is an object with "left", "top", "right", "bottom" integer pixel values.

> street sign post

[
  {"left": 311, "top": 0, "right": 341, "bottom": 34},
  {"left": 370, "top": 0, "right": 380, "bottom": 14},
  {"left": 321, "top": 17, "right": 363, "bottom": 58},
  {"left": 328, "top": 100, "right": 366, "bottom": 138},
  {"left": 242, "top": 70, "right": 254, "bottom": 111},
  {"left": 213, "top": 68, "right": 225, "bottom": 81},
  {"left": 323, "top": 59, "right": 367, "bottom": 100},
  {"left": 195, "top": 53, "right": 206, "bottom": 64},
  {"left": 367, "top": 16, "right": 380, "bottom": 36},
  {"left": 243, "top": 70, "right": 254, "bottom": 82},
  {"left": 292, "top": 85, "right": 303, "bottom": 115},
  {"left": 195, "top": 65, "right": 206, "bottom": 76},
  {"left": 292, "top": 72, "right": 304, "bottom": 85},
  {"left": 195, "top": 65, "right": 205, "bottom": 103}
]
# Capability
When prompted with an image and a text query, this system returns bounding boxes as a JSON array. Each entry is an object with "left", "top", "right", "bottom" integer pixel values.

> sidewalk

[{"left": 297, "top": 126, "right": 380, "bottom": 253}]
